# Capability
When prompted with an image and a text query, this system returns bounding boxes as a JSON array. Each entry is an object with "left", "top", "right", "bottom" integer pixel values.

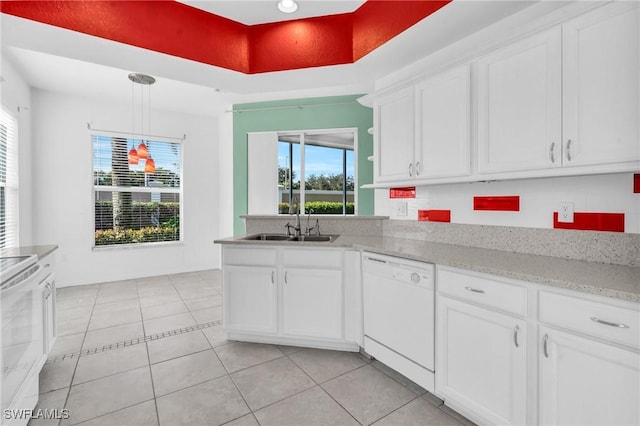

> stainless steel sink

[
  {"left": 240, "top": 233, "right": 339, "bottom": 243},
  {"left": 241, "top": 233, "right": 293, "bottom": 241},
  {"left": 288, "top": 235, "right": 339, "bottom": 242}
]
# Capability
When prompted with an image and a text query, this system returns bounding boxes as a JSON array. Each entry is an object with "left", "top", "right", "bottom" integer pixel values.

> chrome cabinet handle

[
  {"left": 408, "top": 163, "right": 414, "bottom": 177},
  {"left": 549, "top": 142, "right": 555, "bottom": 163},
  {"left": 415, "top": 161, "right": 420, "bottom": 176},
  {"left": 591, "top": 317, "right": 629, "bottom": 328},
  {"left": 271, "top": 271, "right": 275, "bottom": 284},
  {"left": 465, "top": 286, "right": 485, "bottom": 294},
  {"left": 284, "top": 271, "right": 288, "bottom": 284},
  {"left": 566, "top": 139, "right": 572, "bottom": 162},
  {"left": 543, "top": 334, "right": 549, "bottom": 358},
  {"left": 514, "top": 325, "right": 520, "bottom": 348}
]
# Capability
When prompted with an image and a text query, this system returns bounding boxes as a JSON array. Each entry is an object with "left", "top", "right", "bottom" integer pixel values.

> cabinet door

[
  {"left": 415, "top": 65, "right": 471, "bottom": 179},
  {"left": 562, "top": 3, "right": 640, "bottom": 168},
  {"left": 477, "top": 28, "right": 562, "bottom": 173},
  {"left": 436, "top": 296, "right": 526, "bottom": 425},
  {"left": 539, "top": 326, "right": 640, "bottom": 426},
  {"left": 223, "top": 266, "right": 277, "bottom": 334},
  {"left": 374, "top": 87, "right": 416, "bottom": 182},
  {"left": 282, "top": 268, "right": 343, "bottom": 340}
]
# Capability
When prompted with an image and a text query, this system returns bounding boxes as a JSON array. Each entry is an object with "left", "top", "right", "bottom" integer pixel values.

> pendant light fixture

[{"left": 128, "top": 72, "right": 156, "bottom": 173}]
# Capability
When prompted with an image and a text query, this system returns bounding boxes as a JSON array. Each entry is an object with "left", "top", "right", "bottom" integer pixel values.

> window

[
  {"left": 278, "top": 130, "right": 356, "bottom": 215},
  {"left": 0, "top": 107, "right": 18, "bottom": 248},
  {"left": 92, "top": 135, "right": 182, "bottom": 246}
]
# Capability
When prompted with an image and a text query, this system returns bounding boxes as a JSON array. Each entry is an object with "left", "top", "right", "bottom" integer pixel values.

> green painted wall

[{"left": 233, "top": 94, "right": 374, "bottom": 235}]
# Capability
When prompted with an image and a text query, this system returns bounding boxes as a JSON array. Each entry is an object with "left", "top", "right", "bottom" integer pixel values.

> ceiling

[
  {"left": 1, "top": 1, "right": 545, "bottom": 116},
  {"left": 177, "top": 0, "right": 366, "bottom": 25}
]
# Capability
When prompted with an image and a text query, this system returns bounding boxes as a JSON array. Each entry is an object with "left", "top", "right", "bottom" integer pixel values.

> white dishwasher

[{"left": 362, "top": 252, "right": 435, "bottom": 392}]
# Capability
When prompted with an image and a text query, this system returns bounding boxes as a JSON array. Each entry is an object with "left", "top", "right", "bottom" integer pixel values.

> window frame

[
  {"left": 0, "top": 106, "right": 19, "bottom": 248},
  {"left": 277, "top": 127, "right": 358, "bottom": 215},
  {"left": 90, "top": 131, "right": 184, "bottom": 249}
]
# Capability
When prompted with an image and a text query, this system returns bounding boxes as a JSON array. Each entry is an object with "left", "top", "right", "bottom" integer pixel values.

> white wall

[
  {"left": 31, "top": 89, "right": 221, "bottom": 287},
  {"left": 376, "top": 173, "right": 640, "bottom": 233},
  {"left": 218, "top": 109, "right": 234, "bottom": 239},
  {"left": 1, "top": 56, "right": 34, "bottom": 246}
]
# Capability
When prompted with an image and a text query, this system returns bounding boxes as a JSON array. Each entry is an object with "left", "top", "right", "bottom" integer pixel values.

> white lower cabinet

[
  {"left": 282, "top": 268, "right": 343, "bottom": 340},
  {"left": 436, "top": 266, "right": 640, "bottom": 426},
  {"left": 223, "top": 265, "right": 278, "bottom": 334},
  {"left": 38, "top": 254, "right": 57, "bottom": 364},
  {"left": 436, "top": 295, "right": 527, "bottom": 425},
  {"left": 222, "top": 245, "right": 357, "bottom": 350},
  {"left": 538, "top": 326, "right": 639, "bottom": 426}
]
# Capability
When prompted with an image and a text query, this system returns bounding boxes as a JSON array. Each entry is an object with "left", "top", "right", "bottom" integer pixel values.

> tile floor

[{"left": 31, "top": 269, "right": 474, "bottom": 426}]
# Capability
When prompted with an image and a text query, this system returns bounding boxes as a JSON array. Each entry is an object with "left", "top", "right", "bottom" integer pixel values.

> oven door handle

[{"left": 0, "top": 264, "right": 41, "bottom": 291}]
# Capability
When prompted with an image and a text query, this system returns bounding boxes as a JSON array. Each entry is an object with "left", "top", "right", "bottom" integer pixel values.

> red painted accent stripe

[
  {"left": 389, "top": 187, "right": 416, "bottom": 199},
  {"left": 634, "top": 173, "right": 640, "bottom": 193},
  {"left": 418, "top": 210, "right": 451, "bottom": 222},
  {"left": 553, "top": 212, "right": 625, "bottom": 232},
  {"left": 473, "top": 196, "right": 520, "bottom": 211},
  {"left": 0, "top": 0, "right": 451, "bottom": 74}
]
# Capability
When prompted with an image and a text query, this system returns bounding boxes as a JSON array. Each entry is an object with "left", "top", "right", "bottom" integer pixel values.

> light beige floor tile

[
  {"left": 231, "top": 357, "right": 315, "bottom": 411},
  {"left": 190, "top": 306, "right": 222, "bottom": 324},
  {"left": 65, "top": 367, "right": 154, "bottom": 425},
  {"left": 82, "top": 322, "right": 144, "bottom": 350},
  {"left": 95, "top": 284, "right": 138, "bottom": 305},
  {"left": 74, "top": 400, "right": 158, "bottom": 426},
  {"left": 222, "top": 414, "right": 259, "bottom": 426},
  {"left": 215, "top": 341, "right": 284, "bottom": 373},
  {"left": 49, "top": 333, "right": 85, "bottom": 358},
  {"left": 373, "top": 397, "right": 462, "bottom": 426},
  {"left": 289, "top": 348, "right": 366, "bottom": 383},
  {"left": 371, "top": 359, "right": 427, "bottom": 395},
  {"left": 254, "top": 386, "right": 359, "bottom": 426},
  {"left": 139, "top": 292, "right": 183, "bottom": 308},
  {"left": 143, "top": 312, "right": 196, "bottom": 336},
  {"left": 73, "top": 344, "right": 149, "bottom": 384},
  {"left": 29, "top": 388, "right": 69, "bottom": 426},
  {"left": 141, "top": 301, "right": 188, "bottom": 320},
  {"left": 322, "top": 364, "right": 417, "bottom": 425},
  {"left": 57, "top": 285, "right": 99, "bottom": 301},
  {"left": 151, "top": 349, "right": 227, "bottom": 396},
  {"left": 156, "top": 376, "right": 249, "bottom": 426},
  {"left": 175, "top": 287, "right": 219, "bottom": 301},
  {"left": 183, "top": 295, "right": 222, "bottom": 312},
  {"left": 88, "top": 305, "right": 141, "bottom": 331},
  {"left": 40, "top": 358, "right": 78, "bottom": 393},
  {"left": 146, "top": 330, "right": 211, "bottom": 364},
  {"left": 201, "top": 325, "right": 228, "bottom": 348},
  {"left": 276, "top": 345, "right": 306, "bottom": 356},
  {"left": 439, "top": 405, "right": 478, "bottom": 426},
  {"left": 57, "top": 317, "right": 90, "bottom": 337}
]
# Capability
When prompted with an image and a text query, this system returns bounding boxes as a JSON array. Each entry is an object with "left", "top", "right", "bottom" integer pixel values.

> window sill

[{"left": 92, "top": 240, "right": 184, "bottom": 251}]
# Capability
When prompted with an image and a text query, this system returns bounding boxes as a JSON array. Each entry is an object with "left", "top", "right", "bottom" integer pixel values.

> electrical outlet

[
  {"left": 558, "top": 202, "right": 574, "bottom": 223},
  {"left": 392, "top": 201, "right": 408, "bottom": 217}
]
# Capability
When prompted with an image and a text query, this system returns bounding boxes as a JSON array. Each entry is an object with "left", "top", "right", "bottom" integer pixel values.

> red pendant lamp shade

[
  {"left": 128, "top": 147, "right": 139, "bottom": 165},
  {"left": 137, "top": 142, "right": 148, "bottom": 159},
  {"left": 145, "top": 157, "right": 156, "bottom": 174}
]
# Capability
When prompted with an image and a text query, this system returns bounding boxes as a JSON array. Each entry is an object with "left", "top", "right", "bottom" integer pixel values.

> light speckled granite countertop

[
  {"left": 0, "top": 245, "right": 58, "bottom": 260},
  {"left": 216, "top": 235, "right": 640, "bottom": 303}
]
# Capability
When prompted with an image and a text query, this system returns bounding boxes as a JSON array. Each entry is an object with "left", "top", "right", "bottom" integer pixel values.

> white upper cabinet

[
  {"left": 562, "top": 2, "right": 640, "bottom": 168},
  {"left": 374, "top": 87, "right": 415, "bottom": 183},
  {"left": 416, "top": 65, "right": 471, "bottom": 179},
  {"left": 477, "top": 28, "right": 562, "bottom": 174}
]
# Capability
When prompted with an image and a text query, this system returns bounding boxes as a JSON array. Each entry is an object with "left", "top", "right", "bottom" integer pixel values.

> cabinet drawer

[
  {"left": 437, "top": 267, "right": 527, "bottom": 316},
  {"left": 539, "top": 291, "right": 639, "bottom": 349},
  {"left": 223, "top": 247, "right": 276, "bottom": 266},
  {"left": 282, "top": 249, "right": 342, "bottom": 269}
]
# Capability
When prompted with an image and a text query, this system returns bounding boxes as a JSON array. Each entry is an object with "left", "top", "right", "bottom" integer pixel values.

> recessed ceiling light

[{"left": 277, "top": 0, "right": 298, "bottom": 14}]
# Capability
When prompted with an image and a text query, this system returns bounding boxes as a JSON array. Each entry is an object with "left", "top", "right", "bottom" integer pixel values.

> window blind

[{"left": 92, "top": 134, "right": 182, "bottom": 246}]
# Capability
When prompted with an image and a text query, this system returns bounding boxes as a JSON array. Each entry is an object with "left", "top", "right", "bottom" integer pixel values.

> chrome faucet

[
  {"left": 285, "top": 196, "right": 301, "bottom": 236},
  {"left": 305, "top": 209, "right": 320, "bottom": 236}
]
